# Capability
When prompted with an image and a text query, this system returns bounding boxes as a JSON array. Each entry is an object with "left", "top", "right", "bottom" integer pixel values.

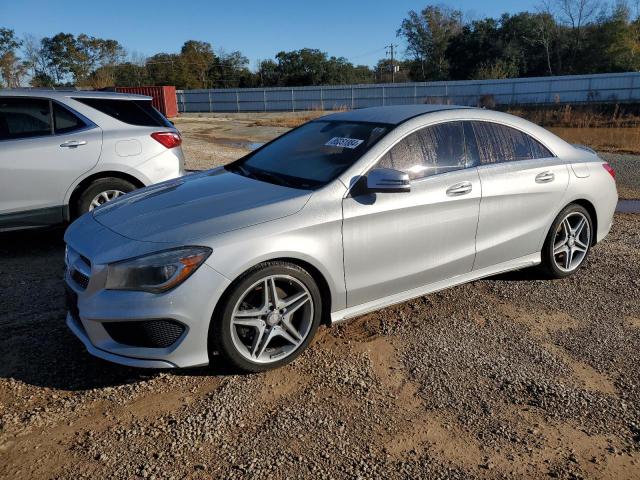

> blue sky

[{"left": 2, "top": 0, "right": 537, "bottom": 68}]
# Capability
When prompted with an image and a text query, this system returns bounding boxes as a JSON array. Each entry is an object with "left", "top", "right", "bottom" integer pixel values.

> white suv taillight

[
  {"left": 602, "top": 163, "right": 616, "bottom": 180},
  {"left": 151, "top": 131, "right": 182, "bottom": 149}
]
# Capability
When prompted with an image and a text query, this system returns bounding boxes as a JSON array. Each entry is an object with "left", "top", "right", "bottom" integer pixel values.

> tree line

[{"left": 1, "top": 0, "right": 639, "bottom": 90}]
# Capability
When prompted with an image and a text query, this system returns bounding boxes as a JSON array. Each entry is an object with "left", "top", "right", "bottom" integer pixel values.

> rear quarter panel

[
  {"left": 569, "top": 159, "right": 617, "bottom": 244},
  {"left": 537, "top": 156, "right": 618, "bottom": 250}
]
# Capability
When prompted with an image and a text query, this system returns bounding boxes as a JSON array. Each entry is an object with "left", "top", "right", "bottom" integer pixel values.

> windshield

[{"left": 227, "top": 120, "right": 390, "bottom": 189}]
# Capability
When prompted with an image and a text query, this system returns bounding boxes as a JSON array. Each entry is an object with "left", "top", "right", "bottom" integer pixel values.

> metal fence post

[
  {"left": 320, "top": 87, "right": 324, "bottom": 110},
  {"left": 382, "top": 86, "right": 385, "bottom": 106},
  {"left": 351, "top": 87, "right": 354, "bottom": 110},
  {"left": 414, "top": 84, "right": 417, "bottom": 105},
  {"left": 208, "top": 91, "right": 212, "bottom": 113},
  {"left": 235, "top": 91, "right": 240, "bottom": 113},
  {"left": 263, "top": 89, "right": 267, "bottom": 112}
]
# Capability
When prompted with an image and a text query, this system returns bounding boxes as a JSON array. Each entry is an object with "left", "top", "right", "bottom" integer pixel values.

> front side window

[
  {"left": 53, "top": 102, "right": 87, "bottom": 134},
  {"left": 228, "top": 121, "right": 390, "bottom": 189},
  {"left": 73, "top": 98, "right": 172, "bottom": 127},
  {"left": 377, "top": 122, "right": 467, "bottom": 180},
  {"left": 0, "top": 98, "right": 52, "bottom": 140},
  {"left": 469, "top": 121, "right": 553, "bottom": 164}
]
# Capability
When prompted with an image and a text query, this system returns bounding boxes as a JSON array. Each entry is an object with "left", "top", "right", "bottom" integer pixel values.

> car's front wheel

[
  {"left": 541, "top": 203, "right": 593, "bottom": 278},
  {"left": 211, "top": 261, "right": 322, "bottom": 372}
]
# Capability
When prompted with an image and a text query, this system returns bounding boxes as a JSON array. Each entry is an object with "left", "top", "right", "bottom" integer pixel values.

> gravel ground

[
  {"left": 0, "top": 215, "right": 638, "bottom": 479},
  {"left": 601, "top": 153, "right": 640, "bottom": 200},
  {"left": 1, "top": 115, "right": 639, "bottom": 478}
]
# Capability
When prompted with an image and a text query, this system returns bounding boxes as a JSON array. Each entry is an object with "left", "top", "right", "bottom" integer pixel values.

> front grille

[
  {"left": 71, "top": 269, "right": 90, "bottom": 289},
  {"left": 103, "top": 320, "right": 186, "bottom": 348}
]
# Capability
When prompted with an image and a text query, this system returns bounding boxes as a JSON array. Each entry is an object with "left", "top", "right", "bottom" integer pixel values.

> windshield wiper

[
  {"left": 230, "top": 164, "right": 254, "bottom": 179},
  {"left": 230, "top": 163, "right": 307, "bottom": 189},
  {"left": 248, "top": 168, "right": 295, "bottom": 188}
]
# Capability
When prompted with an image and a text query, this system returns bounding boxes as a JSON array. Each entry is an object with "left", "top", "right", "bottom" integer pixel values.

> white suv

[{"left": 0, "top": 89, "right": 185, "bottom": 231}]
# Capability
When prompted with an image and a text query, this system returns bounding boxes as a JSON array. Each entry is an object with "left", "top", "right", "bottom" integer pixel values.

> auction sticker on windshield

[{"left": 325, "top": 137, "right": 364, "bottom": 149}]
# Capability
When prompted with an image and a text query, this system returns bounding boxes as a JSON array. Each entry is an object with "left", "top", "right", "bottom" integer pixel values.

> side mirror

[{"left": 366, "top": 168, "right": 410, "bottom": 193}]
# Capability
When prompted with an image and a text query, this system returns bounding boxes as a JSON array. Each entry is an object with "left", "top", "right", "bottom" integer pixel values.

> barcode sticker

[{"left": 325, "top": 137, "right": 364, "bottom": 149}]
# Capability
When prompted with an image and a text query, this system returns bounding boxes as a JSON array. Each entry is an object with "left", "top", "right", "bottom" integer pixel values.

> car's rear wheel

[
  {"left": 211, "top": 261, "right": 322, "bottom": 372},
  {"left": 76, "top": 178, "right": 137, "bottom": 217},
  {"left": 541, "top": 204, "right": 593, "bottom": 278}
]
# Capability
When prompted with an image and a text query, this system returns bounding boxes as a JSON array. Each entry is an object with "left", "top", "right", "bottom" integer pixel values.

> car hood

[{"left": 92, "top": 168, "right": 312, "bottom": 244}]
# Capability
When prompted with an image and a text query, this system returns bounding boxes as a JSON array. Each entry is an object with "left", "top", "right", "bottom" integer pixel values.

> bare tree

[
  {"left": 22, "top": 34, "right": 47, "bottom": 80},
  {"left": 535, "top": 2, "right": 560, "bottom": 75},
  {"left": 557, "top": 0, "right": 601, "bottom": 49}
]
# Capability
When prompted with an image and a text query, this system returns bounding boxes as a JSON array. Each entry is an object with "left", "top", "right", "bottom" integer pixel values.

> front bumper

[
  {"left": 65, "top": 261, "right": 230, "bottom": 368},
  {"left": 66, "top": 311, "right": 177, "bottom": 368},
  {"left": 64, "top": 214, "right": 230, "bottom": 369}
]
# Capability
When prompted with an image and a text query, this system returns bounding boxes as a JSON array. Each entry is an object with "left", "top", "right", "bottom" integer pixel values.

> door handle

[
  {"left": 446, "top": 181, "right": 472, "bottom": 196},
  {"left": 60, "top": 140, "right": 87, "bottom": 148},
  {"left": 535, "top": 171, "right": 555, "bottom": 183}
]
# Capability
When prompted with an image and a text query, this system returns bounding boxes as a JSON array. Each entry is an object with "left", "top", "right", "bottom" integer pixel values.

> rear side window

[
  {"left": 73, "top": 98, "right": 172, "bottom": 127},
  {"left": 469, "top": 121, "right": 553, "bottom": 164},
  {"left": 0, "top": 98, "right": 52, "bottom": 140},
  {"left": 377, "top": 122, "right": 468, "bottom": 179},
  {"left": 53, "top": 102, "right": 87, "bottom": 134}
]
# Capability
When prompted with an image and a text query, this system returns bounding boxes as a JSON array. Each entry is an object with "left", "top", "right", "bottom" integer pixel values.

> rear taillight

[
  {"left": 151, "top": 131, "right": 182, "bottom": 149},
  {"left": 602, "top": 163, "right": 616, "bottom": 180}
]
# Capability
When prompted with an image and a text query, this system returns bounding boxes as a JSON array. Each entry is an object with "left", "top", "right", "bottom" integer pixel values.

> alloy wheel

[
  {"left": 88, "top": 189, "right": 125, "bottom": 211},
  {"left": 230, "top": 275, "right": 314, "bottom": 364},
  {"left": 552, "top": 211, "right": 591, "bottom": 272}
]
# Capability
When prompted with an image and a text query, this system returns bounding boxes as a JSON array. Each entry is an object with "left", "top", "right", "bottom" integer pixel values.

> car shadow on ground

[{"left": 0, "top": 227, "right": 236, "bottom": 392}]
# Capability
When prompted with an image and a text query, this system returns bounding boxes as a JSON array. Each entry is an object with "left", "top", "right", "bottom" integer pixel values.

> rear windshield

[
  {"left": 73, "top": 98, "right": 172, "bottom": 127},
  {"left": 227, "top": 121, "right": 390, "bottom": 189}
]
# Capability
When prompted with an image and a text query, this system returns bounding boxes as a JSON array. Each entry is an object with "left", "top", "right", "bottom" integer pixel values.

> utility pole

[{"left": 385, "top": 44, "right": 398, "bottom": 82}]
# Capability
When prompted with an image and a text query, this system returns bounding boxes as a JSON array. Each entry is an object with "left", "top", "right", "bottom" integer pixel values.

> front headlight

[{"left": 105, "top": 247, "right": 212, "bottom": 293}]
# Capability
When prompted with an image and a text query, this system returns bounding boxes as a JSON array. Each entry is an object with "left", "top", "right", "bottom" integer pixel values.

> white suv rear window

[{"left": 74, "top": 98, "right": 172, "bottom": 127}]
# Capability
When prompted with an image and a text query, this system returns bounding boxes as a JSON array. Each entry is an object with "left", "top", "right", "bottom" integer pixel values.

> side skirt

[
  {"left": 330, "top": 253, "right": 541, "bottom": 324},
  {"left": 0, "top": 206, "right": 64, "bottom": 232}
]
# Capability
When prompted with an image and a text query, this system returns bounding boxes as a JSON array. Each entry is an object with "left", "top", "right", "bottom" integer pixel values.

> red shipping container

[{"left": 115, "top": 86, "right": 178, "bottom": 118}]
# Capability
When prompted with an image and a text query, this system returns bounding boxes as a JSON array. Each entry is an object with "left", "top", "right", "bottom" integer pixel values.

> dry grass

[
  {"left": 506, "top": 104, "right": 640, "bottom": 128},
  {"left": 505, "top": 104, "right": 640, "bottom": 154},
  {"left": 251, "top": 106, "right": 349, "bottom": 128},
  {"left": 549, "top": 127, "right": 640, "bottom": 154}
]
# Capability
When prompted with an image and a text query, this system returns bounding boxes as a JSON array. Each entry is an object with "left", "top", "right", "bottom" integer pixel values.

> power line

[
  {"left": 385, "top": 43, "right": 398, "bottom": 82},
  {"left": 348, "top": 46, "right": 386, "bottom": 61}
]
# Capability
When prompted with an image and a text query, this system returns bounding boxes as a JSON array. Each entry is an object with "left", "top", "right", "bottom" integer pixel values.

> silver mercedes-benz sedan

[{"left": 64, "top": 105, "right": 618, "bottom": 372}]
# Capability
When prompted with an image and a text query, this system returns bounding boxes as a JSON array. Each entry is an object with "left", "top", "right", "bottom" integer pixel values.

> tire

[
  {"left": 540, "top": 203, "right": 593, "bottom": 278},
  {"left": 75, "top": 177, "right": 137, "bottom": 217},
  {"left": 211, "top": 261, "right": 322, "bottom": 372}
]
